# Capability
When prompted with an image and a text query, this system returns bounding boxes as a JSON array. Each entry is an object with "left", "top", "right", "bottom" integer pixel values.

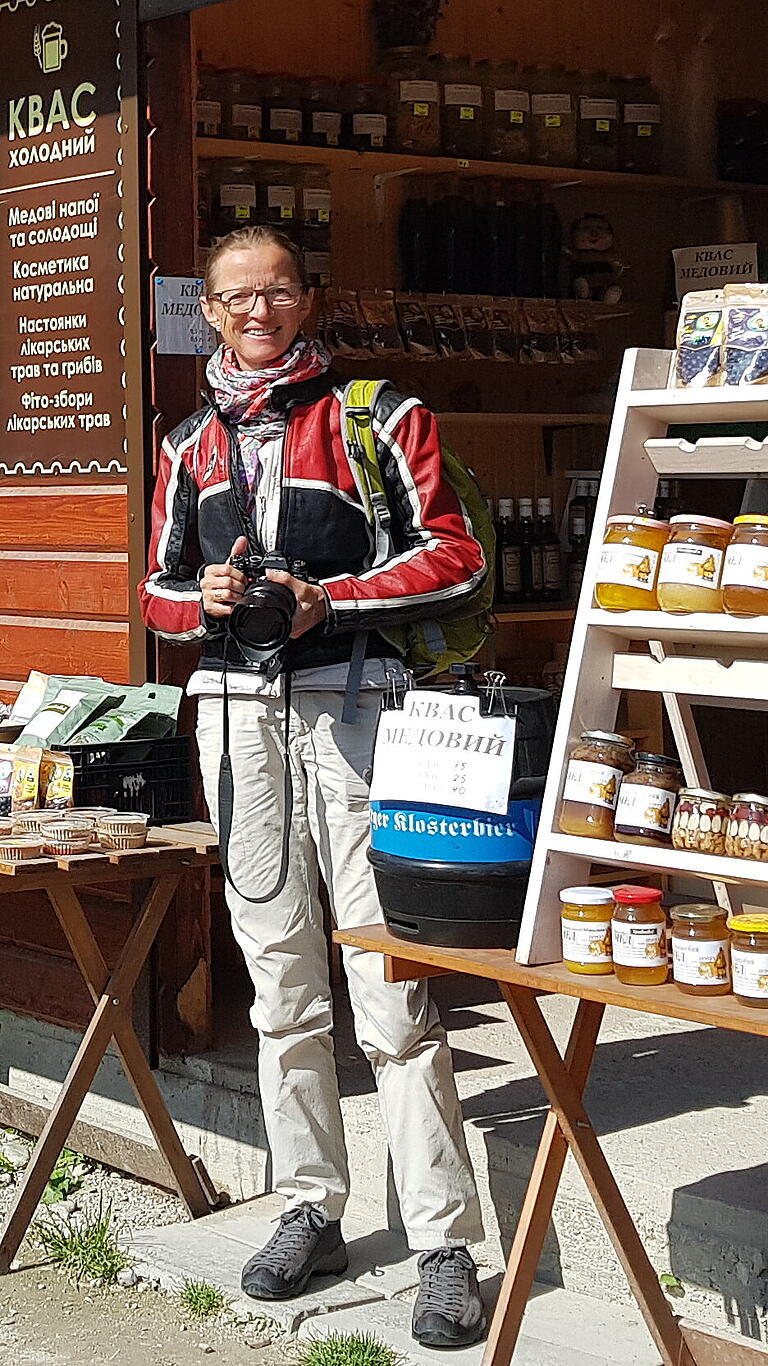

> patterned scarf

[{"left": 206, "top": 335, "right": 331, "bottom": 510}]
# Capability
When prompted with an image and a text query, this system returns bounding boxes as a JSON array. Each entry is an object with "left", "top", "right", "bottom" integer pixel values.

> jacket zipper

[
  {"left": 274, "top": 405, "right": 292, "bottom": 556},
  {"left": 223, "top": 418, "right": 259, "bottom": 555}
]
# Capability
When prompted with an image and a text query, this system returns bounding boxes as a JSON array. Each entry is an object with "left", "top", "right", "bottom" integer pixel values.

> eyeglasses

[{"left": 206, "top": 283, "right": 305, "bottom": 314}]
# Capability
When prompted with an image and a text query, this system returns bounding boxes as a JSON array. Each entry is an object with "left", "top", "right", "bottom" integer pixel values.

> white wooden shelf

[
  {"left": 612, "top": 650, "right": 768, "bottom": 709},
  {"left": 645, "top": 435, "right": 768, "bottom": 477},
  {"left": 628, "top": 386, "right": 768, "bottom": 423},
  {"left": 587, "top": 609, "right": 768, "bottom": 649},
  {"left": 549, "top": 832, "right": 768, "bottom": 888}
]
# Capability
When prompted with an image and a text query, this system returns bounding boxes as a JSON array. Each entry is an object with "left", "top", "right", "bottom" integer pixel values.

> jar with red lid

[{"left": 611, "top": 885, "right": 668, "bottom": 986}]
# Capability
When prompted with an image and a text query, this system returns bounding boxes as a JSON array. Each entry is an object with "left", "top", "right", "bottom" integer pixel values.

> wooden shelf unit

[{"left": 517, "top": 346, "right": 768, "bottom": 965}]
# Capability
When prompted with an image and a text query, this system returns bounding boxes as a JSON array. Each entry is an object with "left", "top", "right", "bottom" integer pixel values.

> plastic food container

[
  {"left": 595, "top": 514, "right": 669, "bottom": 610},
  {"left": 560, "top": 886, "right": 614, "bottom": 975},
  {"left": 614, "top": 752, "right": 682, "bottom": 846},
  {"left": 611, "top": 884, "right": 668, "bottom": 986},
  {"left": 41, "top": 822, "right": 95, "bottom": 856},
  {"left": 558, "top": 729, "right": 634, "bottom": 840},
  {"left": 97, "top": 813, "right": 150, "bottom": 851},
  {"left": 728, "top": 913, "right": 768, "bottom": 1007},
  {"left": 725, "top": 793, "right": 768, "bottom": 860},
  {"left": 671, "top": 904, "right": 731, "bottom": 996},
  {"left": 12, "top": 810, "right": 59, "bottom": 835},
  {"left": 0, "top": 818, "right": 12, "bottom": 837},
  {"left": 657, "top": 515, "right": 732, "bottom": 613},
  {"left": 722, "top": 516, "right": 768, "bottom": 616},
  {"left": 672, "top": 787, "right": 730, "bottom": 856},
  {"left": 0, "top": 835, "right": 44, "bottom": 861}
]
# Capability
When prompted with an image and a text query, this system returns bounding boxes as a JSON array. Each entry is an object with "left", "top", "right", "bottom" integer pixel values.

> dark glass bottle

[
  {"left": 537, "top": 496, "right": 562, "bottom": 600},
  {"left": 399, "top": 195, "right": 432, "bottom": 292},
  {"left": 513, "top": 186, "right": 541, "bottom": 297},
  {"left": 497, "top": 498, "right": 522, "bottom": 603},
  {"left": 536, "top": 193, "right": 563, "bottom": 298},
  {"left": 518, "top": 497, "right": 543, "bottom": 602}
]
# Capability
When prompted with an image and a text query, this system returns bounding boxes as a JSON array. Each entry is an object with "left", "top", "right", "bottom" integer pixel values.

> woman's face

[{"left": 201, "top": 244, "right": 312, "bottom": 369}]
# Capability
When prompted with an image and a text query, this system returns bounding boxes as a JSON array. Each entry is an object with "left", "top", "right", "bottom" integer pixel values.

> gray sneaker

[
  {"left": 412, "top": 1248, "right": 486, "bottom": 1348},
  {"left": 241, "top": 1204, "right": 348, "bottom": 1300}
]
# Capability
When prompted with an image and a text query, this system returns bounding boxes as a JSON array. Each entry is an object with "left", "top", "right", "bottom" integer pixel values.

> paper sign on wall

[
  {"left": 672, "top": 243, "right": 758, "bottom": 301},
  {"left": 369, "top": 691, "right": 516, "bottom": 815},
  {"left": 154, "top": 277, "right": 217, "bottom": 355}
]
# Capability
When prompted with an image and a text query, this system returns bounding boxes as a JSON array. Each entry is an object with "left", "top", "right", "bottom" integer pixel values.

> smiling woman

[{"left": 200, "top": 227, "right": 312, "bottom": 368}]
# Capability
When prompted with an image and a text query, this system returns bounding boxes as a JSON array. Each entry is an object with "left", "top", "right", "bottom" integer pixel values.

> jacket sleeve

[
  {"left": 320, "top": 398, "right": 487, "bottom": 633},
  {"left": 138, "top": 435, "right": 214, "bottom": 643}
]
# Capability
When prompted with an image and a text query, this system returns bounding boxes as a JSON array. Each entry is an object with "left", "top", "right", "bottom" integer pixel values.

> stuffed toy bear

[{"left": 565, "top": 214, "right": 625, "bottom": 304}]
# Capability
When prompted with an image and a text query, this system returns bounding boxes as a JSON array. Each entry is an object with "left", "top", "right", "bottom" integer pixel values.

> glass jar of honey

[
  {"left": 614, "top": 753, "right": 682, "bottom": 846},
  {"left": 671, "top": 904, "right": 731, "bottom": 996},
  {"left": 594, "top": 513, "right": 669, "bottom": 611},
  {"left": 656, "top": 515, "right": 732, "bottom": 614},
  {"left": 558, "top": 730, "right": 635, "bottom": 839},
  {"left": 560, "top": 887, "right": 614, "bottom": 975},
  {"left": 728, "top": 913, "right": 768, "bottom": 1008},
  {"left": 722, "top": 516, "right": 768, "bottom": 616},
  {"left": 611, "top": 885, "right": 668, "bottom": 986}
]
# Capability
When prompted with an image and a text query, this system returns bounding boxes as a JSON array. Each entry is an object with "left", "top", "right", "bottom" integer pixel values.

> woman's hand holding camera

[
  {"left": 265, "top": 568, "right": 328, "bottom": 638},
  {"left": 200, "top": 535, "right": 248, "bottom": 617}
]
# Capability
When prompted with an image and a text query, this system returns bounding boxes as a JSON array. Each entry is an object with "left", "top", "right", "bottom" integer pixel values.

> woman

[{"left": 139, "top": 227, "right": 487, "bottom": 1348}]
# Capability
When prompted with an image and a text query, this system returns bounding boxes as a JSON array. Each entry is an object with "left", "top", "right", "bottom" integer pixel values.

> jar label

[
  {"left": 624, "top": 103, "right": 661, "bottom": 124},
  {"left": 615, "top": 781, "right": 675, "bottom": 835},
  {"left": 543, "top": 546, "right": 561, "bottom": 592},
  {"left": 495, "top": 89, "right": 530, "bottom": 113},
  {"left": 196, "top": 100, "right": 221, "bottom": 133},
  {"left": 544, "top": 114, "right": 562, "bottom": 127},
  {"left": 313, "top": 112, "right": 342, "bottom": 140},
  {"left": 722, "top": 542, "right": 768, "bottom": 590},
  {"left": 270, "top": 108, "right": 302, "bottom": 131},
  {"left": 532, "top": 94, "right": 572, "bottom": 115},
  {"left": 219, "top": 184, "right": 256, "bottom": 208},
  {"left": 673, "top": 937, "right": 730, "bottom": 987},
  {"left": 611, "top": 921, "right": 667, "bottom": 967},
  {"left": 400, "top": 80, "right": 438, "bottom": 103},
  {"left": 562, "top": 919, "right": 612, "bottom": 965},
  {"left": 510, "top": 110, "right": 525, "bottom": 124},
  {"left": 353, "top": 113, "right": 387, "bottom": 141},
  {"left": 562, "top": 759, "right": 623, "bottom": 810},
  {"left": 597, "top": 543, "right": 659, "bottom": 590},
  {"left": 232, "top": 104, "right": 262, "bottom": 134},
  {"left": 444, "top": 84, "right": 482, "bottom": 107},
  {"left": 303, "top": 188, "right": 332, "bottom": 214},
  {"left": 732, "top": 947, "right": 768, "bottom": 998},
  {"left": 658, "top": 542, "right": 723, "bottom": 587},
  {"left": 267, "top": 186, "right": 296, "bottom": 210},
  {"left": 580, "top": 98, "right": 618, "bottom": 121},
  {"left": 502, "top": 546, "right": 522, "bottom": 594}
]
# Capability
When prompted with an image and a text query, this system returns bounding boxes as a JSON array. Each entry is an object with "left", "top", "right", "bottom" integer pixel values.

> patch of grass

[
  {"left": 41, "top": 1148, "right": 89, "bottom": 1205},
  {"left": 179, "top": 1279, "right": 232, "bottom": 1319},
  {"left": 32, "top": 1199, "right": 130, "bottom": 1285},
  {"left": 297, "top": 1332, "right": 405, "bottom": 1366},
  {"left": 0, "top": 1151, "right": 15, "bottom": 1174}
]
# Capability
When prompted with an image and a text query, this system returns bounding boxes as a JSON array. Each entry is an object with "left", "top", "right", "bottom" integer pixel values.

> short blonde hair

[{"left": 203, "top": 226, "right": 307, "bottom": 297}]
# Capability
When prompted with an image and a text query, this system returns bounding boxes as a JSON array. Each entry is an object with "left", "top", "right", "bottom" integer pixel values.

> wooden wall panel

[
  {"left": 0, "top": 890, "right": 130, "bottom": 967},
  {"left": 0, "top": 486, "right": 128, "bottom": 551},
  {"left": 0, "top": 943, "right": 92, "bottom": 1031},
  {"left": 0, "top": 554, "right": 129, "bottom": 619},
  {"left": 0, "top": 618, "right": 130, "bottom": 683}
]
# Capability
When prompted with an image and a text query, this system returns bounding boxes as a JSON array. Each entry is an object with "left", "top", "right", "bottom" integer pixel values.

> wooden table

[
  {"left": 0, "top": 825, "right": 221, "bottom": 1274},
  {"left": 334, "top": 924, "right": 768, "bottom": 1366}
]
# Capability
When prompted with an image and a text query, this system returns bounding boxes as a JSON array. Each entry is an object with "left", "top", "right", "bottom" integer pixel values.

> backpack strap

[{"left": 341, "top": 378, "right": 394, "bottom": 568}]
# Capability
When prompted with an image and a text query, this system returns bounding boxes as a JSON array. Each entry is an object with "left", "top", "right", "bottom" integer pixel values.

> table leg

[
  {"left": 47, "top": 881, "right": 214, "bottom": 1219},
  {"left": 482, "top": 996, "right": 605, "bottom": 1366},
  {"left": 499, "top": 984, "right": 696, "bottom": 1366}
]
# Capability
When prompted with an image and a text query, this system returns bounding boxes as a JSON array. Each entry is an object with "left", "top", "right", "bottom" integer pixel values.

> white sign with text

[
  {"left": 369, "top": 690, "right": 517, "bottom": 815},
  {"left": 672, "top": 243, "right": 758, "bottom": 300},
  {"left": 154, "top": 277, "right": 217, "bottom": 355}
]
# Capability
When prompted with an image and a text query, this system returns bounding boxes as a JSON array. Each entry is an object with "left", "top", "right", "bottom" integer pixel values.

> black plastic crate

[{"left": 58, "top": 735, "right": 193, "bottom": 825}]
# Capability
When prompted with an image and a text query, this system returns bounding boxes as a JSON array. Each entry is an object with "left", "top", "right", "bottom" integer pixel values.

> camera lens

[{"left": 230, "top": 581, "right": 296, "bottom": 650}]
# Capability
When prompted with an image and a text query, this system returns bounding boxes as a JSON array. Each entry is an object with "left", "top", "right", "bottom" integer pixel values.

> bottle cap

[
  {"left": 559, "top": 886, "right": 614, "bottom": 906},
  {"left": 669, "top": 514, "right": 732, "bottom": 530},
  {"left": 671, "top": 903, "right": 725, "bottom": 923},
  {"left": 498, "top": 498, "right": 514, "bottom": 516},
  {"left": 537, "top": 497, "right": 552, "bottom": 515},
  {"left": 727, "top": 912, "right": 768, "bottom": 933},
  {"left": 734, "top": 515, "right": 768, "bottom": 527},
  {"left": 612, "top": 885, "right": 662, "bottom": 904}
]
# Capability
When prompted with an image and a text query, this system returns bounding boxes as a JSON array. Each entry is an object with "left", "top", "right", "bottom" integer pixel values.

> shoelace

[
  {"left": 418, "top": 1249, "right": 474, "bottom": 1315},
  {"left": 252, "top": 1205, "right": 327, "bottom": 1273}
]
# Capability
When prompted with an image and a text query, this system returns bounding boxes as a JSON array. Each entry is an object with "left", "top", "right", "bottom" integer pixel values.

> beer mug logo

[{"left": 34, "top": 21, "right": 68, "bottom": 73}]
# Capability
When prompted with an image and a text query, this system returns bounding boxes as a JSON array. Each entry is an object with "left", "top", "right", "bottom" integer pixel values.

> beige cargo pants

[{"left": 196, "top": 687, "right": 484, "bottom": 1249}]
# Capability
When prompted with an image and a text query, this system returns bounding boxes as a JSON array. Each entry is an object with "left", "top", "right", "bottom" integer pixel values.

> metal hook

[{"left": 484, "top": 670, "right": 508, "bottom": 716}]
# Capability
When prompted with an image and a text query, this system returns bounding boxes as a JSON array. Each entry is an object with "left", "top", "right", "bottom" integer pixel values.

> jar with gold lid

[
  {"left": 614, "top": 753, "right": 682, "bottom": 846},
  {"left": 728, "top": 913, "right": 768, "bottom": 1007},
  {"left": 672, "top": 787, "right": 730, "bottom": 856},
  {"left": 722, "top": 516, "right": 768, "bottom": 616},
  {"left": 611, "top": 885, "right": 668, "bottom": 986},
  {"left": 725, "top": 793, "right": 768, "bottom": 860},
  {"left": 560, "top": 886, "right": 614, "bottom": 975},
  {"left": 657, "top": 515, "right": 732, "bottom": 614},
  {"left": 594, "top": 512, "right": 669, "bottom": 611},
  {"left": 671, "top": 904, "right": 730, "bottom": 996},
  {"left": 558, "top": 730, "right": 634, "bottom": 839}
]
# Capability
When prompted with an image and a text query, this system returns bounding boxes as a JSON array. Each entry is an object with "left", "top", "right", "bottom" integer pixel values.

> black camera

[{"left": 228, "top": 551, "right": 296, "bottom": 659}]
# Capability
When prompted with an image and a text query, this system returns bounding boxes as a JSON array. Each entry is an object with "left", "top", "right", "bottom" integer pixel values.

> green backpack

[{"left": 341, "top": 379, "right": 496, "bottom": 679}]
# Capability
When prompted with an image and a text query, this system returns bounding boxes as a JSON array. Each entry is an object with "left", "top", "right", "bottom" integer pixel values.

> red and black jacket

[{"left": 138, "top": 373, "right": 487, "bottom": 672}]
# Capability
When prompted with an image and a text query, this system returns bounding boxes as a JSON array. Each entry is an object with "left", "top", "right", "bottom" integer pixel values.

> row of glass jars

[
  {"left": 595, "top": 511, "right": 768, "bottom": 616},
  {"left": 196, "top": 61, "right": 662, "bottom": 171},
  {"left": 199, "top": 162, "right": 331, "bottom": 247},
  {"left": 560, "top": 885, "right": 768, "bottom": 1008},
  {"left": 559, "top": 730, "right": 768, "bottom": 861}
]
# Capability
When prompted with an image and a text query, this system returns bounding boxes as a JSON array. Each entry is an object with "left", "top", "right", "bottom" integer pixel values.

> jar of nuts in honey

[
  {"left": 614, "top": 753, "right": 682, "bottom": 846},
  {"left": 656, "top": 515, "right": 732, "bottom": 614},
  {"left": 560, "top": 886, "right": 614, "bottom": 976},
  {"left": 671, "top": 904, "right": 730, "bottom": 996},
  {"left": 725, "top": 793, "right": 768, "bottom": 860},
  {"left": 594, "top": 512, "right": 669, "bottom": 611},
  {"left": 722, "top": 516, "right": 768, "bottom": 616},
  {"left": 672, "top": 787, "right": 730, "bottom": 856},
  {"left": 558, "top": 730, "right": 635, "bottom": 840},
  {"left": 728, "top": 913, "right": 768, "bottom": 1008},
  {"left": 611, "top": 885, "right": 668, "bottom": 986}
]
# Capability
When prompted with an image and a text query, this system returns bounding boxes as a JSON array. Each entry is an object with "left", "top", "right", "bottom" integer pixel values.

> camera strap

[{"left": 217, "top": 650, "right": 293, "bottom": 903}]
